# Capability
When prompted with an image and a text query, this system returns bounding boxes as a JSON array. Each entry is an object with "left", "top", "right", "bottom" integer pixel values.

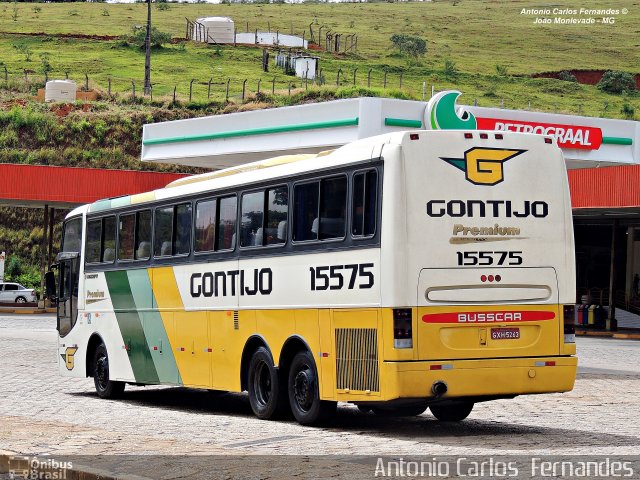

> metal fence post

[
  {"left": 85, "top": 73, "right": 89, "bottom": 91},
  {"left": 226, "top": 78, "right": 230, "bottom": 102},
  {"left": 336, "top": 68, "right": 342, "bottom": 86},
  {"left": 208, "top": 77, "right": 212, "bottom": 99},
  {"left": 173, "top": 86, "right": 177, "bottom": 104},
  {"left": 131, "top": 81, "right": 136, "bottom": 101},
  {"left": 383, "top": 71, "right": 387, "bottom": 89},
  {"left": 257, "top": 78, "right": 261, "bottom": 94},
  {"left": 367, "top": 69, "right": 372, "bottom": 88},
  {"left": 288, "top": 81, "right": 292, "bottom": 96},
  {"left": 189, "top": 78, "right": 195, "bottom": 102},
  {"left": 242, "top": 79, "right": 247, "bottom": 100},
  {"left": 353, "top": 68, "right": 357, "bottom": 86},
  {"left": 272, "top": 76, "right": 276, "bottom": 94},
  {"left": 108, "top": 77, "right": 112, "bottom": 97}
]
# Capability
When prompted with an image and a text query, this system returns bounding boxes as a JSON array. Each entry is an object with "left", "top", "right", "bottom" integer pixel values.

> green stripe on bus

[
  {"left": 142, "top": 118, "right": 360, "bottom": 146},
  {"left": 105, "top": 270, "right": 160, "bottom": 384},
  {"left": 127, "top": 269, "right": 182, "bottom": 385},
  {"left": 384, "top": 118, "right": 423, "bottom": 128},
  {"left": 602, "top": 137, "right": 633, "bottom": 146}
]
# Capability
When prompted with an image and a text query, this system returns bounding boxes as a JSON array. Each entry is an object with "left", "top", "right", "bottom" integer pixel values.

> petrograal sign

[{"left": 476, "top": 118, "right": 603, "bottom": 150}]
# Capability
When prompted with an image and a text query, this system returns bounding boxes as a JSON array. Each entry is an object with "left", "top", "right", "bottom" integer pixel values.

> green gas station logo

[{"left": 426, "top": 90, "right": 477, "bottom": 130}]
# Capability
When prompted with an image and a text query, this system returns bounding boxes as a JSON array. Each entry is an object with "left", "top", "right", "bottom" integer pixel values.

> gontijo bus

[{"left": 48, "top": 128, "right": 577, "bottom": 425}]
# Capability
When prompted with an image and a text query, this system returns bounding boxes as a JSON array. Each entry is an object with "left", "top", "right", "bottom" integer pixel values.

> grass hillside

[{"left": 0, "top": 0, "right": 638, "bottom": 116}]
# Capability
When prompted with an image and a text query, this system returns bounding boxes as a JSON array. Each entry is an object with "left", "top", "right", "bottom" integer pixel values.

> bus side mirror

[{"left": 45, "top": 270, "right": 57, "bottom": 301}]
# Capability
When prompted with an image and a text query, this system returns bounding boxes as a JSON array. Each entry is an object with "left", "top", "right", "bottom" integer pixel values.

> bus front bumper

[{"left": 377, "top": 356, "right": 577, "bottom": 402}]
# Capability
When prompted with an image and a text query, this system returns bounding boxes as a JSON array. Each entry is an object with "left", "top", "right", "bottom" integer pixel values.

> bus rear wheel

[
  {"left": 93, "top": 343, "right": 125, "bottom": 399},
  {"left": 430, "top": 402, "right": 474, "bottom": 421},
  {"left": 288, "top": 350, "right": 336, "bottom": 426},
  {"left": 248, "top": 347, "right": 287, "bottom": 420}
]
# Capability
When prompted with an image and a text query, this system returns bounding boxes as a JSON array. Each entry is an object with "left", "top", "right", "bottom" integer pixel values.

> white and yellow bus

[{"left": 50, "top": 128, "right": 577, "bottom": 425}]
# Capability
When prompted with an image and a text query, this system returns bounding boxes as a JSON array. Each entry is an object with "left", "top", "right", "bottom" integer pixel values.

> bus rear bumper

[{"left": 379, "top": 356, "right": 577, "bottom": 401}]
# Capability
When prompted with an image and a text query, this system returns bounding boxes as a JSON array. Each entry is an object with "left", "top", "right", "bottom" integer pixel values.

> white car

[{"left": 0, "top": 282, "right": 37, "bottom": 303}]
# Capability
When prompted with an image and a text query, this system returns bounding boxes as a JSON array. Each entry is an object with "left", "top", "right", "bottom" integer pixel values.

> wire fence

[{"left": 0, "top": 63, "right": 627, "bottom": 118}]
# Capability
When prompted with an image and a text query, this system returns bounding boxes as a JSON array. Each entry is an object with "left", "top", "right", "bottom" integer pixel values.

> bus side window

[
  {"left": 85, "top": 219, "right": 102, "bottom": 264},
  {"left": 135, "top": 210, "right": 152, "bottom": 260},
  {"left": 352, "top": 170, "right": 377, "bottom": 238},
  {"left": 154, "top": 206, "right": 174, "bottom": 257},
  {"left": 174, "top": 203, "right": 192, "bottom": 256},
  {"left": 266, "top": 186, "right": 288, "bottom": 245},
  {"left": 102, "top": 216, "right": 116, "bottom": 262},
  {"left": 241, "top": 191, "right": 265, "bottom": 248},
  {"left": 195, "top": 199, "right": 216, "bottom": 253},
  {"left": 216, "top": 195, "right": 237, "bottom": 251},
  {"left": 319, "top": 176, "right": 347, "bottom": 240},
  {"left": 118, "top": 214, "right": 135, "bottom": 261},
  {"left": 293, "top": 182, "right": 319, "bottom": 241}
]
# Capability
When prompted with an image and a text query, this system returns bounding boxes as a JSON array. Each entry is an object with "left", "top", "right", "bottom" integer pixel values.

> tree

[{"left": 389, "top": 34, "right": 427, "bottom": 58}]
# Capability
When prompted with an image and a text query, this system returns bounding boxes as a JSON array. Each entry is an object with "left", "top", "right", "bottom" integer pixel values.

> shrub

[
  {"left": 622, "top": 103, "right": 635, "bottom": 119},
  {"left": 495, "top": 64, "right": 509, "bottom": 77},
  {"left": 597, "top": 71, "right": 637, "bottom": 94},
  {"left": 558, "top": 71, "right": 577, "bottom": 82},
  {"left": 128, "top": 26, "right": 172, "bottom": 49},
  {"left": 389, "top": 34, "right": 427, "bottom": 58},
  {"left": 443, "top": 58, "right": 458, "bottom": 78}
]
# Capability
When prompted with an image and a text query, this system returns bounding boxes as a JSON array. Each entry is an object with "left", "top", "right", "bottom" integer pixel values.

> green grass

[{"left": 0, "top": 1, "right": 638, "bottom": 117}]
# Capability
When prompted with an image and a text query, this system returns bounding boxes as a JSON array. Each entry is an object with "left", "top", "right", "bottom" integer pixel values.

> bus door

[{"left": 56, "top": 252, "right": 80, "bottom": 337}]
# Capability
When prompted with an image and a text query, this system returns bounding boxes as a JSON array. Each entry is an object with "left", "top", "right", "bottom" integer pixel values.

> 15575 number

[
  {"left": 310, "top": 263, "right": 374, "bottom": 291},
  {"left": 456, "top": 251, "right": 523, "bottom": 266}
]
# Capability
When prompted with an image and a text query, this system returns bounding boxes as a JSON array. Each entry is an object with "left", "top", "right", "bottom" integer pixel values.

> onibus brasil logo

[{"left": 426, "top": 91, "right": 526, "bottom": 185}]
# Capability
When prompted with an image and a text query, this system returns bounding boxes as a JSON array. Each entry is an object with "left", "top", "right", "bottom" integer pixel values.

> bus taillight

[
  {"left": 563, "top": 305, "right": 576, "bottom": 343},
  {"left": 393, "top": 308, "right": 413, "bottom": 349}
]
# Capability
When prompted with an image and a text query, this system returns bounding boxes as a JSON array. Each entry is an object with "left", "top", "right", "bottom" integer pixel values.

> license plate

[{"left": 491, "top": 327, "right": 520, "bottom": 340}]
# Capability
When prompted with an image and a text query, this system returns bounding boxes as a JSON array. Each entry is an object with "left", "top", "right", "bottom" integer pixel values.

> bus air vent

[
  {"left": 335, "top": 328, "right": 380, "bottom": 393},
  {"left": 233, "top": 311, "right": 239, "bottom": 330}
]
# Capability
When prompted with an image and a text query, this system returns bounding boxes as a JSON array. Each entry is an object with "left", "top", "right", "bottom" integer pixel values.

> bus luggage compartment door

[{"left": 417, "top": 267, "right": 560, "bottom": 360}]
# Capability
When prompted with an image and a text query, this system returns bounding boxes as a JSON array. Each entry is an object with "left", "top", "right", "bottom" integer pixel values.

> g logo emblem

[
  {"left": 441, "top": 148, "right": 526, "bottom": 186},
  {"left": 61, "top": 347, "right": 78, "bottom": 371}
]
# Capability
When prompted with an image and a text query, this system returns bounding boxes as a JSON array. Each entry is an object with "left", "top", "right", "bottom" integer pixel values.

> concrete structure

[
  {"left": 235, "top": 31, "right": 308, "bottom": 48},
  {"left": 192, "top": 16, "right": 234, "bottom": 44}
]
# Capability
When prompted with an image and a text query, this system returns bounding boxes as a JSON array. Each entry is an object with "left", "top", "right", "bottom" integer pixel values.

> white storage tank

[
  {"left": 194, "top": 16, "right": 235, "bottom": 44},
  {"left": 45, "top": 80, "right": 77, "bottom": 102}
]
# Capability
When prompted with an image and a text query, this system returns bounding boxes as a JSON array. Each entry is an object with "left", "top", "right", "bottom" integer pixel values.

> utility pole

[{"left": 143, "top": 0, "right": 152, "bottom": 95}]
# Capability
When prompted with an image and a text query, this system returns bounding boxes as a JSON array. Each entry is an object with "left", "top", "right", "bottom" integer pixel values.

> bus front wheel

[
  {"left": 93, "top": 344, "right": 125, "bottom": 399},
  {"left": 247, "top": 346, "right": 287, "bottom": 420},
  {"left": 429, "top": 402, "right": 474, "bottom": 422},
  {"left": 288, "top": 350, "right": 336, "bottom": 426}
]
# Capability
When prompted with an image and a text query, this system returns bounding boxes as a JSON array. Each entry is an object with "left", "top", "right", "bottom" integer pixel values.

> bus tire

[
  {"left": 93, "top": 343, "right": 125, "bottom": 399},
  {"left": 247, "top": 346, "right": 287, "bottom": 420},
  {"left": 288, "top": 350, "right": 336, "bottom": 426},
  {"left": 430, "top": 402, "right": 474, "bottom": 422},
  {"left": 371, "top": 403, "right": 428, "bottom": 417}
]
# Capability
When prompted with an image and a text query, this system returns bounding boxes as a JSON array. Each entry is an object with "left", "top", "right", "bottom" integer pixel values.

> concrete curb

[
  {"left": 0, "top": 451, "right": 151, "bottom": 480},
  {"left": 576, "top": 329, "right": 640, "bottom": 340},
  {"left": 0, "top": 308, "right": 55, "bottom": 315}
]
